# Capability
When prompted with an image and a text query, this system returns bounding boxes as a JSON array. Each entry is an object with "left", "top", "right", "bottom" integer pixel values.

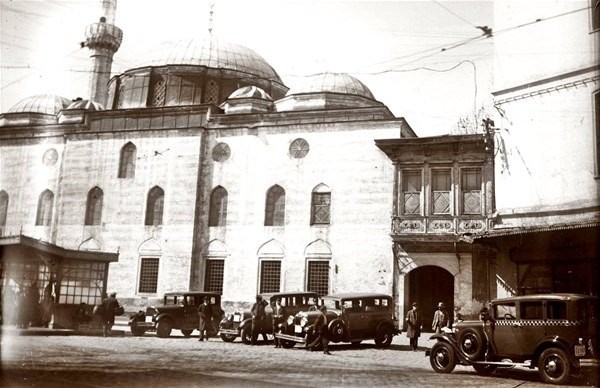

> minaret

[{"left": 82, "top": 0, "right": 122, "bottom": 107}]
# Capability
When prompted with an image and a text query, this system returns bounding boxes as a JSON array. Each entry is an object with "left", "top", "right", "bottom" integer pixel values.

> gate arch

[{"left": 405, "top": 265, "right": 454, "bottom": 332}]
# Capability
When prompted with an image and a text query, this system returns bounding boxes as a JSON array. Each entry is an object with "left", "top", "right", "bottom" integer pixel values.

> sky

[{"left": 0, "top": 0, "right": 495, "bottom": 136}]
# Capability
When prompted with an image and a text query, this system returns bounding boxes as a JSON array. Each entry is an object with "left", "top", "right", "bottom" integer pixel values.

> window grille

[
  {"left": 265, "top": 185, "right": 285, "bottom": 226},
  {"left": 259, "top": 260, "right": 281, "bottom": 293},
  {"left": 311, "top": 192, "right": 331, "bottom": 225},
  {"left": 0, "top": 190, "right": 8, "bottom": 226},
  {"left": 461, "top": 168, "right": 482, "bottom": 214},
  {"left": 138, "top": 257, "right": 159, "bottom": 293},
  {"left": 212, "top": 143, "right": 231, "bottom": 162},
  {"left": 289, "top": 138, "right": 310, "bottom": 158},
  {"left": 206, "top": 80, "right": 219, "bottom": 104},
  {"left": 402, "top": 170, "right": 421, "bottom": 214},
  {"left": 307, "top": 260, "right": 329, "bottom": 296},
  {"left": 36, "top": 190, "right": 54, "bottom": 226},
  {"left": 145, "top": 186, "right": 164, "bottom": 226},
  {"left": 118, "top": 142, "right": 136, "bottom": 178},
  {"left": 432, "top": 170, "right": 451, "bottom": 214},
  {"left": 204, "top": 259, "right": 225, "bottom": 294},
  {"left": 209, "top": 186, "right": 228, "bottom": 226},
  {"left": 151, "top": 76, "right": 166, "bottom": 107},
  {"left": 58, "top": 261, "right": 105, "bottom": 305},
  {"left": 84, "top": 187, "right": 103, "bottom": 225}
]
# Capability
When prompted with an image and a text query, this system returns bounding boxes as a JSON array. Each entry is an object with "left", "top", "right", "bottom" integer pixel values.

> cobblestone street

[{"left": 1, "top": 322, "right": 597, "bottom": 388}]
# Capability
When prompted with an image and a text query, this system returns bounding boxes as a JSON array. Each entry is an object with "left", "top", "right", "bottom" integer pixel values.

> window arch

[
  {"left": 145, "top": 186, "right": 164, "bottom": 226},
  {"left": 310, "top": 183, "right": 331, "bottom": 225},
  {"left": 209, "top": 186, "right": 228, "bottom": 227},
  {"left": 118, "top": 142, "right": 136, "bottom": 178},
  {"left": 0, "top": 190, "right": 8, "bottom": 226},
  {"left": 305, "top": 239, "right": 332, "bottom": 296},
  {"left": 36, "top": 190, "right": 54, "bottom": 226},
  {"left": 265, "top": 185, "right": 285, "bottom": 226},
  {"left": 257, "top": 239, "right": 285, "bottom": 293},
  {"left": 84, "top": 187, "right": 103, "bottom": 225}
]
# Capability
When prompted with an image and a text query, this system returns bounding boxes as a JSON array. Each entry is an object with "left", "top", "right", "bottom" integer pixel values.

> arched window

[
  {"left": 36, "top": 190, "right": 54, "bottom": 226},
  {"left": 209, "top": 186, "right": 228, "bottom": 227},
  {"left": 0, "top": 190, "right": 8, "bottom": 226},
  {"left": 145, "top": 186, "right": 164, "bottom": 226},
  {"left": 118, "top": 142, "right": 136, "bottom": 178},
  {"left": 84, "top": 187, "right": 103, "bottom": 225},
  {"left": 310, "top": 183, "right": 331, "bottom": 225},
  {"left": 265, "top": 185, "right": 285, "bottom": 226}
]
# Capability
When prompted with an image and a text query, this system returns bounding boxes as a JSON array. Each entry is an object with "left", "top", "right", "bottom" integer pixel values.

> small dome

[
  {"left": 66, "top": 99, "right": 104, "bottom": 111},
  {"left": 227, "top": 86, "right": 272, "bottom": 101},
  {"left": 286, "top": 73, "right": 375, "bottom": 100},
  {"left": 8, "top": 94, "right": 71, "bottom": 115}
]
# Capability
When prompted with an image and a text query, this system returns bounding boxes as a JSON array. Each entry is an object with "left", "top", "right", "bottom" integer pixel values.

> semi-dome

[
  {"left": 227, "top": 86, "right": 272, "bottom": 101},
  {"left": 66, "top": 98, "right": 104, "bottom": 111},
  {"left": 142, "top": 37, "right": 283, "bottom": 84},
  {"left": 286, "top": 72, "right": 375, "bottom": 100},
  {"left": 8, "top": 94, "right": 71, "bottom": 115},
  {"left": 220, "top": 86, "right": 273, "bottom": 115}
]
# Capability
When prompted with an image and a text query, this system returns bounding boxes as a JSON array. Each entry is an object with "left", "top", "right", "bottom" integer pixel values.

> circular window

[
  {"left": 42, "top": 148, "right": 58, "bottom": 166},
  {"left": 289, "top": 138, "right": 309, "bottom": 159},
  {"left": 212, "top": 142, "right": 231, "bottom": 162}
]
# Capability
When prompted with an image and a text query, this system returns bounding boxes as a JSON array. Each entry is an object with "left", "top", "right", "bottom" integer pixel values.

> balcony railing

[{"left": 391, "top": 215, "right": 487, "bottom": 235}]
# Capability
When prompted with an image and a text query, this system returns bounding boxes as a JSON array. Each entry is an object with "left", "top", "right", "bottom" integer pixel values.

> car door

[
  {"left": 344, "top": 298, "right": 370, "bottom": 339},
  {"left": 183, "top": 295, "right": 198, "bottom": 328},
  {"left": 490, "top": 302, "right": 522, "bottom": 357}
]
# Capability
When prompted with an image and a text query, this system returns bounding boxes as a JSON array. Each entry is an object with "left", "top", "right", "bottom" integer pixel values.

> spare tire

[{"left": 457, "top": 328, "right": 485, "bottom": 361}]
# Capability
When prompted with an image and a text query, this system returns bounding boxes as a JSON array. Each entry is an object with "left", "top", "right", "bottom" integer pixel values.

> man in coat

[
  {"left": 431, "top": 302, "right": 449, "bottom": 333},
  {"left": 272, "top": 297, "right": 283, "bottom": 348},
  {"left": 405, "top": 302, "right": 422, "bottom": 351},
  {"left": 307, "top": 305, "right": 331, "bottom": 355},
  {"left": 102, "top": 292, "right": 121, "bottom": 337},
  {"left": 250, "top": 295, "right": 268, "bottom": 345},
  {"left": 197, "top": 296, "right": 211, "bottom": 341}
]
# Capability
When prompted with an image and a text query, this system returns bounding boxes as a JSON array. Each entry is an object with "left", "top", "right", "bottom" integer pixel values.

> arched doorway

[{"left": 405, "top": 266, "right": 454, "bottom": 332}]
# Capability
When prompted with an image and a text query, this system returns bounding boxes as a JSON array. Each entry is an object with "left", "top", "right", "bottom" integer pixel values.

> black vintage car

[
  {"left": 427, "top": 293, "right": 600, "bottom": 385},
  {"left": 275, "top": 293, "right": 399, "bottom": 348},
  {"left": 218, "top": 291, "right": 318, "bottom": 344},
  {"left": 129, "top": 291, "right": 224, "bottom": 338}
]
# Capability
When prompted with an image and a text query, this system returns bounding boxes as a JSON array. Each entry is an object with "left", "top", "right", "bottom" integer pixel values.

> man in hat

[
  {"left": 102, "top": 292, "right": 121, "bottom": 337},
  {"left": 250, "top": 295, "right": 268, "bottom": 345},
  {"left": 308, "top": 305, "right": 331, "bottom": 355},
  {"left": 432, "top": 301, "right": 449, "bottom": 334},
  {"left": 197, "top": 296, "right": 211, "bottom": 341},
  {"left": 405, "top": 302, "right": 422, "bottom": 351}
]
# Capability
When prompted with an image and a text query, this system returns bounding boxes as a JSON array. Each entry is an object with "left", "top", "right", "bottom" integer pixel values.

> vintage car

[
  {"left": 275, "top": 293, "right": 399, "bottom": 348},
  {"left": 129, "top": 291, "right": 224, "bottom": 338},
  {"left": 427, "top": 293, "right": 600, "bottom": 385},
  {"left": 218, "top": 291, "right": 318, "bottom": 344}
]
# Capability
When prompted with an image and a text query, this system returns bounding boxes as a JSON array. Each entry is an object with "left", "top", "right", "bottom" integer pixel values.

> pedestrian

[
  {"left": 41, "top": 280, "right": 55, "bottom": 328},
  {"left": 307, "top": 305, "right": 331, "bottom": 355},
  {"left": 431, "top": 301, "right": 449, "bottom": 334},
  {"left": 197, "top": 296, "right": 211, "bottom": 341},
  {"left": 272, "top": 297, "right": 283, "bottom": 348},
  {"left": 101, "top": 292, "right": 121, "bottom": 337},
  {"left": 405, "top": 302, "right": 422, "bottom": 351},
  {"left": 250, "top": 295, "right": 268, "bottom": 344},
  {"left": 16, "top": 287, "right": 28, "bottom": 329}
]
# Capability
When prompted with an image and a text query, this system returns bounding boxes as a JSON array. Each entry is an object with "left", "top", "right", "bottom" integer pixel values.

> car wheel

[
  {"left": 130, "top": 326, "right": 145, "bottom": 337},
  {"left": 281, "top": 340, "right": 295, "bottom": 349},
  {"left": 240, "top": 325, "right": 253, "bottom": 345},
  {"left": 181, "top": 329, "right": 193, "bottom": 337},
  {"left": 374, "top": 325, "right": 394, "bottom": 347},
  {"left": 538, "top": 348, "right": 571, "bottom": 385},
  {"left": 156, "top": 320, "right": 173, "bottom": 338},
  {"left": 457, "top": 328, "right": 485, "bottom": 361},
  {"left": 473, "top": 363, "right": 497, "bottom": 376},
  {"left": 430, "top": 342, "right": 457, "bottom": 374},
  {"left": 220, "top": 334, "right": 236, "bottom": 342},
  {"left": 328, "top": 320, "right": 346, "bottom": 343}
]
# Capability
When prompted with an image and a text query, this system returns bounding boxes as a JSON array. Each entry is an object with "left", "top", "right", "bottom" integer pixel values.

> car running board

[{"left": 475, "top": 360, "right": 532, "bottom": 368}]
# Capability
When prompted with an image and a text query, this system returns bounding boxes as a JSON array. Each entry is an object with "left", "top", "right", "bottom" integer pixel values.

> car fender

[
  {"left": 375, "top": 319, "right": 397, "bottom": 335},
  {"left": 155, "top": 313, "right": 174, "bottom": 325},
  {"left": 533, "top": 336, "right": 579, "bottom": 368},
  {"left": 240, "top": 318, "right": 253, "bottom": 330},
  {"left": 429, "top": 333, "right": 472, "bottom": 364}
]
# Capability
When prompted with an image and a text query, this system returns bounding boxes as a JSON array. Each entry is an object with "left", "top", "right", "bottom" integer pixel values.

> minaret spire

[
  {"left": 82, "top": 0, "right": 122, "bottom": 107},
  {"left": 208, "top": 1, "right": 215, "bottom": 35}
]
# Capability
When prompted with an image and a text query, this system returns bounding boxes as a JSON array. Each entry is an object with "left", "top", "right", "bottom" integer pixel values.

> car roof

[
  {"left": 163, "top": 291, "right": 221, "bottom": 297},
  {"left": 491, "top": 293, "right": 600, "bottom": 304},
  {"left": 323, "top": 292, "right": 392, "bottom": 300},
  {"left": 260, "top": 291, "right": 318, "bottom": 300}
]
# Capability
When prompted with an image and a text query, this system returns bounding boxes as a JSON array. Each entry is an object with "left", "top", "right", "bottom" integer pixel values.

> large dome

[
  {"left": 141, "top": 37, "right": 283, "bottom": 84},
  {"left": 286, "top": 73, "right": 375, "bottom": 100},
  {"left": 8, "top": 94, "right": 71, "bottom": 115}
]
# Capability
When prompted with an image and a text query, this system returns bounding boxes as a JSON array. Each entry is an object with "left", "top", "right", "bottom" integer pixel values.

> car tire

[
  {"left": 538, "top": 348, "right": 571, "bottom": 385},
  {"left": 374, "top": 325, "right": 394, "bottom": 347},
  {"left": 473, "top": 363, "right": 497, "bottom": 376},
  {"left": 457, "top": 328, "right": 485, "bottom": 361},
  {"left": 430, "top": 342, "right": 457, "bottom": 374},
  {"left": 181, "top": 329, "right": 193, "bottom": 337},
  {"left": 281, "top": 340, "right": 295, "bottom": 349},
  {"left": 240, "top": 325, "right": 253, "bottom": 345},
  {"left": 220, "top": 334, "right": 236, "bottom": 342},
  {"left": 156, "top": 320, "right": 173, "bottom": 338},
  {"left": 130, "top": 326, "right": 145, "bottom": 337},
  {"left": 328, "top": 320, "right": 346, "bottom": 343}
]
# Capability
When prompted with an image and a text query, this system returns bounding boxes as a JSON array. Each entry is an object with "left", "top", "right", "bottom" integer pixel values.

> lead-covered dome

[
  {"left": 286, "top": 73, "right": 375, "bottom": 99},
  {"left": 8, "top": 94, "right": 71, "bottom": 115}
]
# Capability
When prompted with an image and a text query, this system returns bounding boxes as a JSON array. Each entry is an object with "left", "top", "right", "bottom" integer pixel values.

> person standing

[
  {"left": 250, "top": 295, "right": 267, "bottom": 345},
  {"left": 431, "top": 302, "right": 449, "bottom": 334},
  {"left": 272, "top": 298, "right": 283, "bottom": 348},
  {"left": 405, "top": 302, "right": 422, "bottom": 351},
  {"left": 308, "top": 305, "right": 331, "bottom": 355},
  {"left": 197, "top": 297, "right": 211, "bottom": 341},
  {"left": 102, "top": 292, "right": 120, "bottom": 337}
]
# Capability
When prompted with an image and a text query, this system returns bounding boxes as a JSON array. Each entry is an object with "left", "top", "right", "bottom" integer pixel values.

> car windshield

[
  {"left": 322, "top": 298, "right": 339, "bottom": 310},
  {"left": 165, "top": 295, "right": 185, "bottom": 306}
]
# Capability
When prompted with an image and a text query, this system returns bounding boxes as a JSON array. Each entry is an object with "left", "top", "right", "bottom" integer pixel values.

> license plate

[
  {"left": 294, "top": 325, "right": 302, "bottom": 334},
  {"left": 574, "top": 344, "right": 586, "bottom": 357},
  {"left": 145, "top": 315, "right": 153, "bottom": 323},
  {"left": 233, "top": 315, "right": 242, "bottom": 322}
]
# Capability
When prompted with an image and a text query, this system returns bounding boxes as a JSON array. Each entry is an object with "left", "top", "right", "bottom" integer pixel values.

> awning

[{"left": 462, "top": 219, "right": 600, "bottom": 243}]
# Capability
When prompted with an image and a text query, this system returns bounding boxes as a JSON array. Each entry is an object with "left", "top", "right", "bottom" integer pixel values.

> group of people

[
  {"left": 405, "top": 301, "right": 450, "bottom": 351},
  {"left": 2, "top": 281, "right": 54, "bottom": 328},
  {"left": 94, "top": 292, "right": 123, "bottom": 337}
]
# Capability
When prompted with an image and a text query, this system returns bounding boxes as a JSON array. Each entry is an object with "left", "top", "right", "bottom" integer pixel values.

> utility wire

[{"left": 432, "top": 0, "right": 477, "bottom": 28}]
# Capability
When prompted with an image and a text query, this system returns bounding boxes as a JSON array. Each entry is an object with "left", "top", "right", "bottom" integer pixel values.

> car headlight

[
  {"left": 300, "top": 316, "right": 308, "bottom": 327},
  {"left": 287, "top": 315, "right": 294, "bottom": 325}
]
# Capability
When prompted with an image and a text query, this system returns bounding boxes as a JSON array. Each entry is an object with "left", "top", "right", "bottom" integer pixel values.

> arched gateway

[{"left": 405, "top": 265, "right": 454, "bottom": 332}]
